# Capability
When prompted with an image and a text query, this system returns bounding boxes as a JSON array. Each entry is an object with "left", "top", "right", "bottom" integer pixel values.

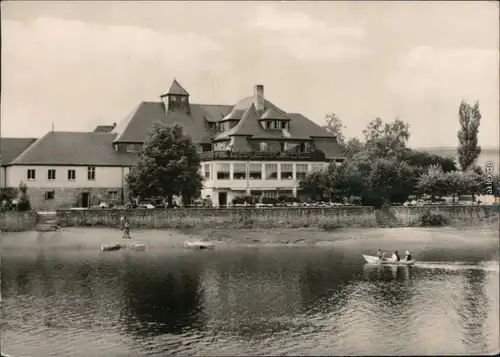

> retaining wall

[
  {"left": 1, "top": 205, "right": 498, "bottom": 232},
  {"left": 0, "top": 211, "right": 38, "bottom": 232},
  {"left": 55, "top": 205, "right": 499, "bottom": 229}
]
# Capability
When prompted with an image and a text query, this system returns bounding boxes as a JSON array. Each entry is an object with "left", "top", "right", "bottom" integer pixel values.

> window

[
  {"left": 282, "top": 122, "right": 288, "bottom": 130},
  {"left": 280, "top": 142, "right": 286, "bottom": 152},
  {"left": 181, "top": 97, "right": 186, "bottom": 102},
  {"left": 265, "top": 163, "right": 278, "bottom": 180},
  {"left": 216, "top": 163, "right": 230, "bottom": 180},
  {"left": 296, "top": 164, "right": 308, "bottom": 180},
  {"left": 45, "top": 190, "right": 55, "bottom": 200},
  {"left": 126, "top": 144, "right": 140, "bottom": 153},
  {"left": 88, "top": 166, "right": 96, "bottom": 180},
  {"left": 263, "top": 190, "right": 278, "bottom": 198},
  {"left": 67, "top": 169, "right": 76, "bottom": 181},
  {"left": 171, "top": 96, "right": 177, "bottom": 101},
  {"left": 280, "top": 163, "right": 293, "bottom": 180},
  {"left": 233, "top": 163, "right": 246, "bottom": 180},
  {"left": 48, "top": 169, "right": 56, "bottom": 180},
  {"left": 260, "top": 142, "right": 268, "bottom": 151},
  {"left": 249, "top": 163, "right": 262, "bottom": 180},
  {"left": 108, "top": 191, "right": 118, "bottom": 200},
  {"left": 204, "top": 164, "right": 211, "bottom": 180},
  {"left": 27, "top": 169, "right": 36, "bottom": 180},
  {"left": 274, "top": 121, "right": 282, "bottom": 129}
]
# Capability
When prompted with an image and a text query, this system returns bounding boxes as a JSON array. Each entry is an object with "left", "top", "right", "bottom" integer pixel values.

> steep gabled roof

[
  {"left": 112, "top": 102, "right": 233, "bottom": 144},
  {"left": 0, "top": 138, "right": 38, "bottom": 164},
  {"left": 313, "top": 138, "right": 344, "bottom": 159},
  {"left": 220, "top": 109, "right": 245, "bottom": 122},
  {"left": 287, "top": 113, "right": 335, "bottom": 138},
  {"left": 214, "top": 105, "right": 263, "bottom": 140},
  {"left": 10, "top": 132, "right": 137, "bottom": 166},
  {"left": 162, "top": 79, "right": 189, "bottom": 96},
  {"left": 260, "top": 108, "right": 290, "bottom": 121}
]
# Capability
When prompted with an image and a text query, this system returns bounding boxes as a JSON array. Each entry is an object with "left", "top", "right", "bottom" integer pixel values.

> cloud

[
  {"left": 387, "top": 46, "right": 498, "bottom": 98},
  {"left": 386, "top": 46, "right": 499, "bottom": 147},
  {"left": 247, "top": 5, "right": 367, "bottom": 61},
  {"left": 1, "top": 17, "right": 222, "bottom": 136},
  {"left": 3, "top": 17, "right": 220, "bottom": 67}
]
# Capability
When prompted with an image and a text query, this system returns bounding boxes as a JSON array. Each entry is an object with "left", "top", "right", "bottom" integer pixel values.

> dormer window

[{"left": 264, "top": 120, "right": 282, "bottom": 129}]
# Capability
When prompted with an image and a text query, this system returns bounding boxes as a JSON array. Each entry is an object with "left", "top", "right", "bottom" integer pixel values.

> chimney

[{"left": 254, "top": 84, "right": 264, "bottom": 111}]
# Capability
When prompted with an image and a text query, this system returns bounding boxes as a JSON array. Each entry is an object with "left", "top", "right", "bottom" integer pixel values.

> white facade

[
  {"left": 5, "top": 165, "right": 130, "bottom": 188},
  {"left": 200, "top": 160, "right": 330, "bottom": 207}
]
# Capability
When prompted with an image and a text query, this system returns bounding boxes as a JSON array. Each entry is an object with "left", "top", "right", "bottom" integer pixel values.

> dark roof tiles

[
  {"left": 10, "top": 132, "right": 137, "bottom": 166},
  {"left": 0, "top": 138, "right": 38, "bottom": 164},
  {"left": 113, "top": 102, "right": 233, "bottom": 144},
  {"left": 162, "top": 79, "right": 190, "bottom": 96},
  {"left": 260, "top": 108, "right": 290, "bottom": 121}
]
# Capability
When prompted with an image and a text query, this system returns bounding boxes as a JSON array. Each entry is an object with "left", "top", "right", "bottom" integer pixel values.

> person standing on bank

[
  {"left": 120, "top": 215, "right": 125, "bottom": 231},
  {"left": 121, "top": 215, "right": 131, "bottom": 239}
]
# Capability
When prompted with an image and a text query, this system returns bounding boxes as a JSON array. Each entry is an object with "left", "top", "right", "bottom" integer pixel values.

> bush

[
  {"left": 262, "top": 197, "right": 278, "bottom": 205},
  {"left": 17, "top": 195, "right": 31, "bottom": 211},
  {"left": 318, "top": 221, "right": 342, "bottom": 231},
  {"left": 16, "top": 182, "right": 31, "bottom": 211},
  {"left": 419, "top": 210, "right": 449, "bottom": 227},
  {"left": 232, "top": 195, "right": 258, "bottom": 205}
]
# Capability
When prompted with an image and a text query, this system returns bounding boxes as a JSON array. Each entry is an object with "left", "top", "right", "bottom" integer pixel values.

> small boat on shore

[
  {"left": 363, "top": 254, "right": 415, "bottom": 266},
  {"left": 101, "top": 243, "right": 121, "bottom": 252},
  {"left": 184, "top": 241, "right": 215, "bottom": 250}
]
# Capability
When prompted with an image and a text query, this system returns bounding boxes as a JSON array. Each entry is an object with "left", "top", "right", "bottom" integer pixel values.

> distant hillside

[{"left": 415, "top": 146, "right": 499, "bottom": 172}]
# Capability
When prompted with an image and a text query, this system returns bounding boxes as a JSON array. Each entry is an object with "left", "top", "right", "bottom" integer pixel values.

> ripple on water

[{"left": 0, "top": 237, "right": 498, "bottom": 357}]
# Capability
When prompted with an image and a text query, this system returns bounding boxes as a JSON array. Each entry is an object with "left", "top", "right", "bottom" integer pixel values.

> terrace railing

[{"left": 200, "top": 150, "right": 327, "bottom": 162}]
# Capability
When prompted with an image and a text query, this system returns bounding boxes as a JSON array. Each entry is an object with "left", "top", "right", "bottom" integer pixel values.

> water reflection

[
  {"left": 1, "top": 245, "right": 498, "bottom": 357},
  {"left": 120, "top": 255, "right": 205, "bottom": 337}
]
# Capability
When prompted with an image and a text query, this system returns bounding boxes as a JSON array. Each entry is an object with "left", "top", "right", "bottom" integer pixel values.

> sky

[{"left": 1, "top": 1, "right": 499, "bottom": 148}]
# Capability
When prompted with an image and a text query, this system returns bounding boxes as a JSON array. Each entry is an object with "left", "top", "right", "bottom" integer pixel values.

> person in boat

[
  {"left": 391, "top": 250, "right": 401, "bottom": 261},
  {"left": 377, "top": 250, "right": 388, "bottom": 262},
  {"left": 405, "top": 250, "right": 412, "bottom": 261}
]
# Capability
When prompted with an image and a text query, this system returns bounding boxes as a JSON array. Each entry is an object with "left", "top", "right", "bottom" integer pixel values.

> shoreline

[{"left": 1, "top": 225, "right": 498, "bottom": 251}]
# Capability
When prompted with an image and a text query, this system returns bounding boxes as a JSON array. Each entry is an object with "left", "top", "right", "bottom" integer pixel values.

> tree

[
  {"left": 401, "top": 149, "right": 457, "bottom": 173},
  {"left": 126, "top": 123, "right": 203, "bottom": 208},
  {"left": 416, "top": 165, "right": 448, "bottom": 200},
  {"left": 343, "top": 137, "right": 364, "bottom": 158},
  {"left": 444, "top": 171, "right": 464, "bottom": 203},
  {"left": 298, "top": 170, "right": 330, "bottom": 201},
  {"left": 17, "top": 181, "right": 31, "bottom": 211},
  {"left": 322, "top": 113, "right": 346, "bottom": 146},
  {"left": 457, "top": 100, "right": 481, "bottom": 171},
  {"left": 363, "top": 118, "right": 410, "bottom": 159},
  {"left": 366, "top": 158, "right": 414, "bottom": 206},
  {"left": 461, "top": 170, "right": 483, "bottom": 201}
]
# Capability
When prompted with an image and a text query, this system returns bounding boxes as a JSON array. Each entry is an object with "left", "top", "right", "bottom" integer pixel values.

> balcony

[{"left": 199, "top": 150, "right": 327, "bottom": 162}]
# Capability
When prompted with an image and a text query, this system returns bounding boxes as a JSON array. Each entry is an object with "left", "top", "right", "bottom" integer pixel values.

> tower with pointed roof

[{"left": 160, "top": 78, "right": 190, "bottom": 114}]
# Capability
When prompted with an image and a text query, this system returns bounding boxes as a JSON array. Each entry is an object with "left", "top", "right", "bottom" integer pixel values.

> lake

[{"left": 1, "top": 228, "right": 499, "bottom": 356}]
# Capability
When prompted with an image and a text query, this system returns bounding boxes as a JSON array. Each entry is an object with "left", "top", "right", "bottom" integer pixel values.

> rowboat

[
  {"left": 101, "top": 243, "right": 121, "bottom": 252},
  {"left": 184, "top": 241, "right": 215, "bottom": 250},
  {"left": 363, "top": 254, "right": 415, "bottom": 265}
]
